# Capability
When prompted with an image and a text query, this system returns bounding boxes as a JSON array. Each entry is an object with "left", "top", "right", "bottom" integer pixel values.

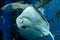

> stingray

[{"left": 16, "top": 6, "right": 54, "bottom": 40}]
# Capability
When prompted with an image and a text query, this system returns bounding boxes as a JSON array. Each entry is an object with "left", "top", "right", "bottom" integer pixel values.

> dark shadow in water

[{"left": 0, "top": 30, "right": 3, "bottom": 40}]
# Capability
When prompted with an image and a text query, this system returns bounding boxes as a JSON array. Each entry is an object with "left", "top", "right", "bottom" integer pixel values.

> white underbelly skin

[{"left": 16, "top": 6, "right": 54, "bottom": 40}]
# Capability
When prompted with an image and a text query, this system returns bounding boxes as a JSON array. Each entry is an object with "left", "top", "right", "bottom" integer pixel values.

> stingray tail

[{"left": 48, "top": 31, "right": 54, "bottom": 40}]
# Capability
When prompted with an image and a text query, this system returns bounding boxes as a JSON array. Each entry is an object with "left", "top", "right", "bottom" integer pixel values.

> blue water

[{"left": 0, "top": 0, "right": 60, "bottom": 40}]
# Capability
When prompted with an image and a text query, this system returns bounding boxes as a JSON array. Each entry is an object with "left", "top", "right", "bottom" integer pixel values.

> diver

[{"left": 1, "top": 0, "right": 54, "bottom": 40}]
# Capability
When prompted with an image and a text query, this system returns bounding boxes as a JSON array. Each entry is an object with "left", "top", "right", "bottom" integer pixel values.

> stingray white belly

[{"left": 16, "top": 6, "right": 54, "bottom": 40}]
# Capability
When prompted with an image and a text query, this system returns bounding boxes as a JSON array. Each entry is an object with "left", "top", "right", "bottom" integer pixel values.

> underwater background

[{"left": 0, "top": 0, "right": 60, "bottom": 40}]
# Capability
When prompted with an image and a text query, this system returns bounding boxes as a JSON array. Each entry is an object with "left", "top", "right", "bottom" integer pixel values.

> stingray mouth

[{"left": 22, "top": 26, "right": 27, "bottom": 28}]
